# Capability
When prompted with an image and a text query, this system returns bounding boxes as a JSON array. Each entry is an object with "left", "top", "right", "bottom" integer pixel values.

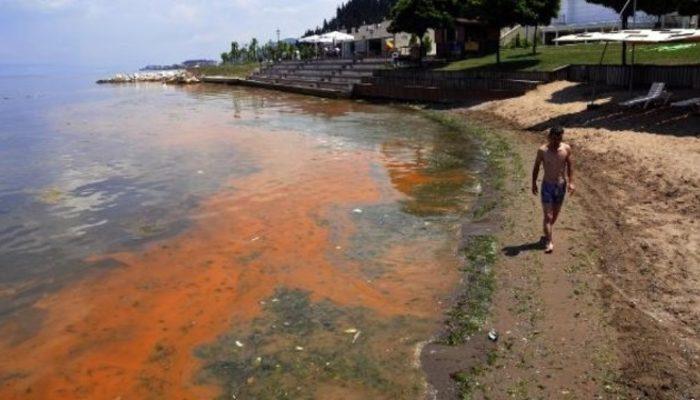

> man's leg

[
  {"left": 542, "top": 202, "right": 554, "bottom": 251},
  {"left": 551, "top": 203, "right": 563, "bottom": 225},
  {"left": 545, "top": 203, "right": 563, "bottom": 253}
]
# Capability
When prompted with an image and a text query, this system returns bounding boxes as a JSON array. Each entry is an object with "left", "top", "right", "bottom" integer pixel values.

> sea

[{"left": 0, "top": 63, "right": 482, "bottom": 399}]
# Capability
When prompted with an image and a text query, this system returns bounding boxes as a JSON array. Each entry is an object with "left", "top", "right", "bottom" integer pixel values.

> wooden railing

[
  {"left": 566, "top": 64, "right": 700, "bottom": 89},
  {"left": 371, "top": 64, "right": 700, "bottom": 89}
]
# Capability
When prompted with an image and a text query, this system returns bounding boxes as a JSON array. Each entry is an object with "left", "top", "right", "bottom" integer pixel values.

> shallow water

[{"left": 0, "top": 68, "right": 481, "bottom": 399}]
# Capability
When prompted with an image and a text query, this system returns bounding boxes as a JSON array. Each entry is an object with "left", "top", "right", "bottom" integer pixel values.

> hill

[{"left": 304, "top": 0, "right": 397, "bottom": 36}]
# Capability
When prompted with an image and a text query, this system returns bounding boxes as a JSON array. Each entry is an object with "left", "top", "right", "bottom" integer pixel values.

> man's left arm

[{"left": 566, "top": 146, "right": 575, "bottom": 195}]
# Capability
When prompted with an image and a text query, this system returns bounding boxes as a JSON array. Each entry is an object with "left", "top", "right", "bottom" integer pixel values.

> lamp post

[{"left": 629, "top": 0, "right": 637, "bottom": 93}]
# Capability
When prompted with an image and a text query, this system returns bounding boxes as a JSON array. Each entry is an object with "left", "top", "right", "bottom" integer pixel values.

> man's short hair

[{"left": 549, "top": 126, "right": 564, "bottom": 137}]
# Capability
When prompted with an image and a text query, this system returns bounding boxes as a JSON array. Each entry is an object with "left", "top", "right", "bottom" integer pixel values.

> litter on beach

[
  {"left": 235, "top": 341, "right": 244, "bottom": 348},
  {"left": 488, "top": 329, "right": 499, "bottom": 342},
  {"left": 352, "top": 208, "right": 363, "bottom": 214}
]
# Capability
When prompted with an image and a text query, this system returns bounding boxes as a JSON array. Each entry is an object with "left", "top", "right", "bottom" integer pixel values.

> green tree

[
  {"left": 221, "top": 52, "right": 230, "bottom": 64},
  {"left": 422, "top": 34, "right": 434, "bottom": 55},
  {"left": 461, "top": 0, "right": 533, "bottom": 64},
  {"left": 637, "top": 0, "right": 679, "bottom": 26},
  {"left": 230, "top": 41, "right": 240, "bottom": 62},
  {"left": 678, "top": 0, "right": 700, "bottom": 16},
  {"left": 520, "top": 0, "right": 561, "bottom": 55},
  {"left": 388, "top": 0, "right": 455, "bottom": 63},
  {"left": 248, "top": 38, "right": 259, "bottom": 61}
]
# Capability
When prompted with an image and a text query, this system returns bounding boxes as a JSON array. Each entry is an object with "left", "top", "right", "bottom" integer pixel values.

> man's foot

[
  {"left": 545, "top": 242, "right": 554, "bottom": 253},
  {"left": 539, "top": 236, "right": 547, "bottom": 248}
]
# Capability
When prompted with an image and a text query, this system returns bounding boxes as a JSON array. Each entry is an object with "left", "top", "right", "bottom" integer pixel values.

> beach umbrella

[
  {"left": 319, "top": 31, "right": 355, "bottom": 42},
  {"left": 555, "top": 29, "right": 700, "bottom": 100},
  {"left": 299, "top": 35, "right": 321, "bottom": 43},
  {"left": 555, "top": 29, "right": 700, "bottom": 44}
]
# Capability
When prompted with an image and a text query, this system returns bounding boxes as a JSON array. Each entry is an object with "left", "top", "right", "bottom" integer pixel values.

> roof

[
  {"left": 555, "top": 29, "right": 700, "bottom": 44},
  {"left": 454, "top": 18, "right": 488, "bottom": 26}
]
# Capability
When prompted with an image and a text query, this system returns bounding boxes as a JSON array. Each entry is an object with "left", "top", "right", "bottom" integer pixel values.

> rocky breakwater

[{"left": 96, "top": 70, "right": 200, "bottom": 84}]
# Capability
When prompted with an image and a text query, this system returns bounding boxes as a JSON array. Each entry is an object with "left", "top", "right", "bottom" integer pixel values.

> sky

[{"left": 0, "top": 0, "right": 342, "bottom": 68}]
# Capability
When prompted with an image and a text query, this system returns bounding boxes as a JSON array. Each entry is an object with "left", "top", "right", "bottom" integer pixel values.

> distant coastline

[{"left": 140, "top": 59, "right": 217, "bottom": 71}]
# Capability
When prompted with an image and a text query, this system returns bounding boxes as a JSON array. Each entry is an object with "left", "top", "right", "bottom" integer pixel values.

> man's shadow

[{"left": 502, "top": 238, "right": 546, "bottom": 257}]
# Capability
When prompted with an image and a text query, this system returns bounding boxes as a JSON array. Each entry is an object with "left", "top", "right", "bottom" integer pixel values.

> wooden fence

[
  {"left": 373, "top": 68, "right": 559, "bottom": 84},
  {"left": 355, "top": 64, "right": 699, "bottom": 102},
  {"left": 566, "top": 65, "right": 700, "bottom": 89},
  {"left": 372, "top": 64, "right": 700, "bottom": 89}
]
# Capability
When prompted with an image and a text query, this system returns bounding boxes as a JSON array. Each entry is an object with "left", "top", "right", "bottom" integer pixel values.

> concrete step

[
  {"left": 305, "top": 59, "right": 354, "bottom": 65},
  {"left": 245, "top": 79, "right": 347, "bottom": 98},
  {"left": 255, "top": 73, "right": 364, "bottom": 85},
  {"left": 253, "top": 76, "right": 353, "bottom": 92},
  {"left": 262, "top": 66, "right": 301, "bottom": 73},
  {"left": 336, "top": 70, "right": 375, "bottom": 78},
  {"left": 298, "top": 64, "right": 348, "bottom": 71},
  {"left": 294, "top": 69, "right": 338, "bottom": 77},
  {"left": 346, "top": 64, "right": 390, "bottom": 71}
]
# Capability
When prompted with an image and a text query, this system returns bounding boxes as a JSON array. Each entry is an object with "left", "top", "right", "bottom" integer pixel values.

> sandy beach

[{"left": 447, "top": 81, "right": 699, "bottom": 399}]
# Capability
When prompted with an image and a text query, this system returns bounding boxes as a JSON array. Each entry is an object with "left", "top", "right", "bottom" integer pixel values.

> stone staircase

[{"left": 248, "top": 59, "right": 391, "bottom": 97}]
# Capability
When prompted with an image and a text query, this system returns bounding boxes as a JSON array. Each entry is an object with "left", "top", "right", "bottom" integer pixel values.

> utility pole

[
  {"left": 629, "top": 0, "right": 638, "bottom": 92},
  {"left": 620, "top": 0, "right": 634, "bottom": 66}
]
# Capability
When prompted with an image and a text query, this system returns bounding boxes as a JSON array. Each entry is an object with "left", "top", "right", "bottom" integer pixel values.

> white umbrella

[
  {"left": 319, "top": 31, "right": 355, "bottom": 42},
  {"left": 555, "top": 29, "right": 700, "bottom": 44},
  {"left": 299, "top": 35, "right": 321, "bottom": 43}
]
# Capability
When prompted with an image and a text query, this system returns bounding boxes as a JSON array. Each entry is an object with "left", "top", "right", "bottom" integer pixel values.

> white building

[
  {"left": 552, "top": 0, "right": 638, "bottom": 26},
  {"left": 542, "top": 0, "right": 658, "bottom": 43},
  {"left": 342, "top": 20, "right": 436, "bottom": 59}
]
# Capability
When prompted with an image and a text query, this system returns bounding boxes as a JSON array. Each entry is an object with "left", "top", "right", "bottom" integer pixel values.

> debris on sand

[{"left": 487, "top": 329, "right": 498, "bottom": 342}]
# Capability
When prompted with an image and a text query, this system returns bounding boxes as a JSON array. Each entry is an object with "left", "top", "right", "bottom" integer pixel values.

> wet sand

[{"left": 446, "top": 81, "right": 699, "bottom": 399}]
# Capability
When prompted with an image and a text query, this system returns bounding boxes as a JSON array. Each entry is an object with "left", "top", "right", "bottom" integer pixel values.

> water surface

[{"left": 0, "top": 68, "right": 481, "bottom": 399}]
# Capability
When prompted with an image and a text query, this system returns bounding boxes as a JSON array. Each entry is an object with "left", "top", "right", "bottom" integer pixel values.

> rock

[{"left": 96, "top": 70, "right": 201, "bottom": 85}]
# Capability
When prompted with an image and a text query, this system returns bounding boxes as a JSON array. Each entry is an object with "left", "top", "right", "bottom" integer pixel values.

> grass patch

[
  {"left": 442, "top": 235, "right": 498, "bottom": 345},
  {"left": 440, "top": 43, "right": 700, "bottom": 72},
  {"left": 418, "top": 112, "right": 513, "bottom": 346},
  {"left": 422, "top": 111, "right": 525, "bottom": 399},
  {"left": 452, "top": 365, "right": 486, "bottom": 400},
  {"left": 192, "top": 63, "right": 259, "bottom": 77}
]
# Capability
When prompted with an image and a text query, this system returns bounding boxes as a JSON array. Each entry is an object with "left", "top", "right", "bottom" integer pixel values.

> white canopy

[
  {"left": 299, "top": 35, "right": 320, "bottom": 43},
  {"left": 555, "top": 29, "right": 700, "bottom": 44},
  {"left": 299, "top": 34, "right": 335, "bottom": 44},
  {"left": 319, "top": 31, "right": 355, "bottom": 42}
]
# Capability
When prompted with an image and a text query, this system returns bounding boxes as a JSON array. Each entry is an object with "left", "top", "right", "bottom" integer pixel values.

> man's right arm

[{"left": 532, "top": 149, "right": 543, "bottom": 195}]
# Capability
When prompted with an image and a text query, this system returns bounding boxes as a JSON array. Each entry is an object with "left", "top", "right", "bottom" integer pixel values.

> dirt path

[
  {"left": 440, "top": 82, "right": 699, "bottom": 399},
  {"left": 443, "top": 112, "right": 620, "bottom": 399}
]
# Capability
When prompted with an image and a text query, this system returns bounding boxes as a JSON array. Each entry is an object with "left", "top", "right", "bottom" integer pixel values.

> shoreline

[
  {"left": 423, "top": 81, "right": 699, "bottom": 399},
  {"left": 416, "top": 111, "right": 515, "bottom": 400}
]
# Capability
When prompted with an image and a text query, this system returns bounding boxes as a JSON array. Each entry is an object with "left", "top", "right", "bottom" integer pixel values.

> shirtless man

[{"left": 531, "top": 127, "right": 575, "bottom": 253}]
